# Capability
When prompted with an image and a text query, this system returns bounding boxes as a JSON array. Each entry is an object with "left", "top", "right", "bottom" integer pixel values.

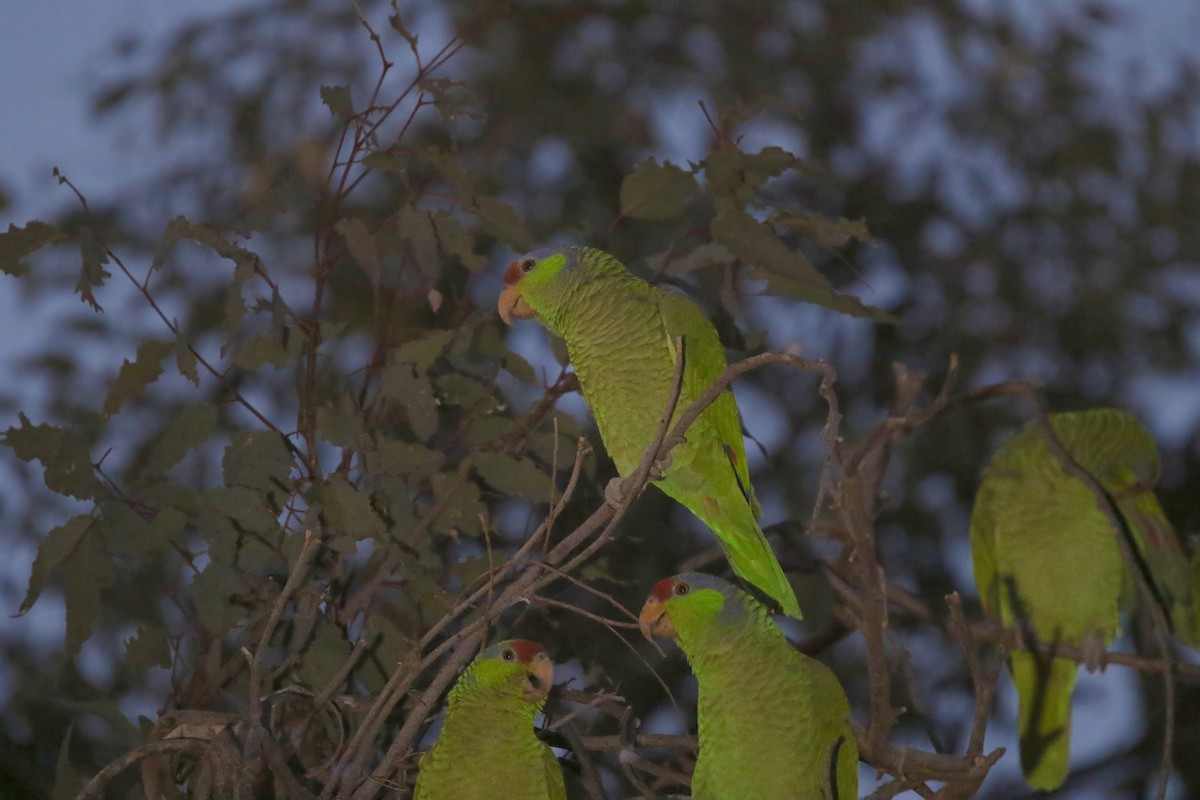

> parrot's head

[
  {"left": 638, "top": 573, "right": 743, "bottom": 642},
  {"left": 473, "top": 639, "right": 556, "bottom": 704},
  {"left": 497, "top": 246, "right": 572, "bottom": 325}
]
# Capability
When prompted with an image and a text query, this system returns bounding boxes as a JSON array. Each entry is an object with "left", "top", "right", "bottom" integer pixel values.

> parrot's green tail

[{"left": 1011, "top": 650, "right": 1076, "bottom": 791}]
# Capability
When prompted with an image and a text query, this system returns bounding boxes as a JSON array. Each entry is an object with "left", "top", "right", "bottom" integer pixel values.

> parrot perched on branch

[
  {"left": 969, "top": 408, "right": 1196, "bottom": 790},
  {"left": 498, "top": 245, "right": 802, "bottom": 618},
  {"left": 413, "top": 639, "right": 565, "bottom": 800},
  {"left": 639, "top": 572, "right": 858, "bottom": 799}
]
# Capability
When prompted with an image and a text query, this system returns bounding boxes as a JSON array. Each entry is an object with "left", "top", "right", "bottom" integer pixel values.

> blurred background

[{"left": 2, "top": 0, "right": 1199, "bottom": 798}]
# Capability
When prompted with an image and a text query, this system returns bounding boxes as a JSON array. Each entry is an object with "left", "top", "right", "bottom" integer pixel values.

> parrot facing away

[
  {"left": 639, "top": 572, "right": 858, "bottom": 799},
  {"left": 969, "top": 408, "right": 1195, "bottom": 790},
  {"left": 413, "top": 639, "right": 565, "bottom": 800},
  {"left": 498, "top": 245, "right": 802, "bottom": 618}
]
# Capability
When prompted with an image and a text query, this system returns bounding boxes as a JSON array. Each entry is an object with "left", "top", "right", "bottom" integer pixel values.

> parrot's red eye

[
  {"left": 502, "top": 649, "right": 515, "bottom": 661},
  {"left": 674, "top": 582, "right": 689, "bottom": 596},
  {"left": 521, "top": 258, "right": 536, "bottom": 273}
]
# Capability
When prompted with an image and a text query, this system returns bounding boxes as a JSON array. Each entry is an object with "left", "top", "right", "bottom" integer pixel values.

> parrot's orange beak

[
  {"left": 638, "top": 596, "right": 676, "bottom": 642},
  {"left": 521, "top": 651, "right": 555, "bottom": 703},
  {"left": 498, "top": 284, "right": 537, "bottom": 325}
]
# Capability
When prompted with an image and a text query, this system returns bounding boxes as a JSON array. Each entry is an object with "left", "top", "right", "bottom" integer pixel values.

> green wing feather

[{"left": 969, "top": 408, "right": 1192, "bottom": 790}]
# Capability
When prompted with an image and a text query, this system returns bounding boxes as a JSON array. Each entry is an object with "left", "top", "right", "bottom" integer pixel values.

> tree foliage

[{"left": 2, "top": 1, "right": 1200, "bottom": 798}]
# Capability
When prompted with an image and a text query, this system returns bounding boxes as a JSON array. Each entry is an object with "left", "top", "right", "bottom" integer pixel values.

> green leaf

[
  {"left": 394, "top": 329, "right": 454, "bottom": 373},
  {"left": 381, "top": 364, "right": 439, "bottom": 440},
  {"left": 501, "top": 350, "right": 537, "bottom": 383},
  {"left": 470, "top": 195, "right": 530, "bottom": 250},
  {"left": 223, "top": 430, "right": 294, "bottom": 492},
  {"left": 103, "top": 339, "right": 173, "bottom": 418},
  {"left": 474, "top": 452, "right": 555, "bottom": 503},
  {"left": 232, "top": 325, "right": 303, "bottom": 369},
  {"left": 316, "top": 393, "right": 365, "bottom": 448},
  {"left": 0, "top": 220, "right": 67, "bottom": 276},
  {"left": 191, "top": 562, "right": 243, "bottom": 633},
  {"left": 773, "top": 211, "right": 872, "bottom": 249},
  {"left": 320, "top": 85, "right": 353, "bottom": 121},
  {"left": 335, "top": 217, "right": 381, "bottom": 286},
  {"left": 704, "top": 145, "right": 799, "bottom": 207},
  {"left": 619, "top": 158, "right": 702, "bottom": 220},
  {"left": 318, "top": 475, "right": 385, "bottom": 540},
  {"left": 432, "top": 210, "right": 485, "bottom": 271},
  {"left": 2, "top": 413, "right": 96, "bottom": 500},
  {"left": 140, "top": 403, "right": 218, "bottom": 477},
  {"left": 125, "top": 626, "right": 171, "bottom": 669},
  {"left": 660, "top": 242, "right": 735, "bottom": 276},
  {"left": 297, "top": 623, "right": 353, "bottom": 687},
  {"left": 76, "top": 236, "right": 111, "bottom": 311},
  {"left": 97, "top": 498, "right": 157, "bottom": 556},
  {"left": 51, "top": 721, "right": 81, "bottom": 800},
  {"left": 157, "top": 217, "right": 261, "bottom": 275},
  {"left": 176, "top": 340, "right": 200, "bottom": 385},
  {"left": 205, "top": 485, "right": 280, "bottom": 538},
  {"left": 63, "top": 523, "right": 117, "bottom": 655},
  {"left": 430, "top": 471, "right": 484, "bottom": 536},
  {"left": 711, "top": 209, "right": 887, "bottom": 320},
  {"left": 436, "top": 373, "right": 492, "bottom": 409},
  {"left": 373, "top": 439, "right": 444, "bottom": 476},
  {"left": 20, "top": 515, "right": 94, "bottom": 614},
  {"left": 396, "top": 205, "right": 440, "bottom": 280}
]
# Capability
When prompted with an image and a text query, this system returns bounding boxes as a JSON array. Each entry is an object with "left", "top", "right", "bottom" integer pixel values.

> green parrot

[
  {"left": 498, "top": 245, "right": 802, "bottom": 618},
  {"left": 413, "top": 639, "right": 565, "bottom": 800},
  {"left": 969, "top": 408, "right": 1195, "bottom": 790},
  {"left": 638, "top": 572, "right": 858, "bottom": 799}
]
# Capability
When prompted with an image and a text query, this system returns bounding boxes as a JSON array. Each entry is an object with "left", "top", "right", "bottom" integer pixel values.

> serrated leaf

[
  {"left": 474, "top": 452, "right": 555, "bottom": 503},
  {"left": 0, "top": 220, "right": 67, "bottom": 276},
  {"left": 3, "top": 413, "right": 96, "bottom": 499},
  {"left": 436, "top": 373, "right": 491, "bottom": 409},
  {"left": 396, "top": 205, "right": 440, "bottom": 280},
  {"left": 126, "top": 626, "right": 171, "bottom": 669},
  {"left": 156, "top": 217, "right": 261, "bottom": 275},
  {"left": 431, "top": 210, "right": 485, "bottom": 271},
  {"left": 773, "top": 211, "right": 872, "bottom": 249},
  {"left": 176, "top": 340, "right": 200, "bottom": 385},
  {"left": 97, "top": 498, "right": 156, "bottom": 556},
  {"left": 704, "top": 145, "right": 798, "bottom": 207},
  {"left": 335, "top": 217, "right": 381, "bottom": 286},
  {"left": 620, "top": 158, "right": 701, "bottom": 220},
  {"left": 470, "top": 195, "right": 530, "bottom": 250},
  {"left": 320, "top": 85, "right": 353, "bottom": 121},
  {"left": 20, "top": 515, "right": 94, "bottom": 614},
  {"left": 381, "top": 364, "right": 439, "bottom": 440},
  {"left": 224, "top": 430, "right": 294, "bottom": 492},
  {"left": 389, "top": 11, "right": 420, "bottom": 58},
  {"left": 191, "top": 562, "right": 243, "bottom": 633},
  {"left": 663, "top": 242, "right": 735, "bottom": 276},
  {"left": 430, "top": 471, "right": 484, "bottom": 536},
  {"left": 373, "top": 439, "right": 444, "bottom": 475},
  {"left": 316, "top": 393, "right": 364, "bottom": 448},
  {"left": 103, "top": 339, "right": 173, "bottom": 417},
  {"left": 318, "top": 475, "right": 385, "bottom": 540},
  {"left": 297, "top": 623, "right": 353, "bottom": 687},
  {"left": 233, "top": 325, "right": 302, "bottom": 369},
  {"left": 63, "top": 524, "right": 117, "bottom": 655},
  {"left": 395, "top": 329, "right": 454, "bottom": 372},
  {"left": 205, "top": 485, "right": 280, "bottom": 537},
  {"left": 140, "top": 403, "right": 218, "bottom": 477},
  {"left": 76, "top": 236, "right": 111, "bottom": 311}
]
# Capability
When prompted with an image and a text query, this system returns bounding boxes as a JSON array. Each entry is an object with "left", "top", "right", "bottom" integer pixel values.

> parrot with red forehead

[
  {"left": 498, "top": 245, "right": 802, "bottom": 618},
  {"left": 413, "top": 639, "right": 565, "bottom": 800},
  {"left": 639, "top": 573, "right": 858, "bottom": 799},
  {"left": 970, "top": 408, "right": 1197, "bottom": 790}
]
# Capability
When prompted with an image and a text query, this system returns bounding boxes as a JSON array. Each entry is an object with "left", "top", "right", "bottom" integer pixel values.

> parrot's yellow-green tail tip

[{"left": 1012, "top": 652, "right": 1076, "bottom": 791}]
